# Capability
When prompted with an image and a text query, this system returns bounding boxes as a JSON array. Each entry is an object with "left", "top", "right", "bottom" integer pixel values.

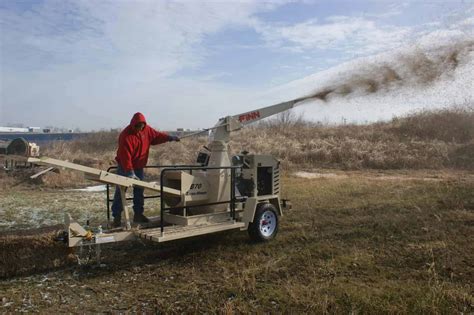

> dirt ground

[{"left": 1, "top": 171, "right": 474, "bottom": 313}]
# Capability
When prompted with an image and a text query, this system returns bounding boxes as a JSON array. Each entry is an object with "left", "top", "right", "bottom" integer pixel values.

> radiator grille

[{"left": 273, "top": 166, "right": 280, "bottom": 195}]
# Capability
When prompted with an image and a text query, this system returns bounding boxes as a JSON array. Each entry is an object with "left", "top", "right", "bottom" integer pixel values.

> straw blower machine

[{"left": 27, "top": 97, "right": 314, "bottom": 249}]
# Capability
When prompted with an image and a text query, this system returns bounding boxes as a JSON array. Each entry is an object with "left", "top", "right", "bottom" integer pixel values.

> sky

[{"left": 0, "top": 0, "right": 473, "bottom": 131}]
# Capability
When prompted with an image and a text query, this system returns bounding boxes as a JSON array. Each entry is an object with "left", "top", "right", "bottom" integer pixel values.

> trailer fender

[
  {"left": 241, "top": 196, "right": 283, "bottom": 230},
  {"left": 268, "top": 196, "right": 283, "bottom": 217}
]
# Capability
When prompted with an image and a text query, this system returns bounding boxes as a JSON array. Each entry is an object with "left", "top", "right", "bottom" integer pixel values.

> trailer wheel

[{"left": 248, "top": 203, "right": 279, "bottom": 242}]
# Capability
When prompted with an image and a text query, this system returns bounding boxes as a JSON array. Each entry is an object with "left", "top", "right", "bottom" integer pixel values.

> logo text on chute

[{"left": 239, "top": 111, "right": 261, "bottom": 122}]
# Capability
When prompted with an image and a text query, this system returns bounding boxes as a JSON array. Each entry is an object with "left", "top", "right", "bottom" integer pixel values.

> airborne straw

[{"left": 303, "top": 39, "right": 474, "bottom": 102}]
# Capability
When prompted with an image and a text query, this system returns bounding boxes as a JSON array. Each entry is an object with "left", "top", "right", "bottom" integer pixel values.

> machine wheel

[{"left": 248, "top": 203, "right": 279, "bottom": 242}]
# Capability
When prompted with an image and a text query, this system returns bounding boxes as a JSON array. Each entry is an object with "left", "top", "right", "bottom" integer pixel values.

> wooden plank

[
  {"left": 119, "top": 186, "right": 131, "bottom": 230},
  {"left": 135, "top": 227, "right": 164, "bottom": 238},
  {"left": 136, "top": 221, "right": 245, "bottom": 242},
  {"left": 30, "top": 167, "right": 55, "bottom": 179},
  {"left": 159, "top": 222, "right": 245, "bottom": 242},
  {"left": 27, "top": 157, "right": 181, "bottom": 196},
  {"left": 28, "top": 157, "right": 102, "bottom": 175}
]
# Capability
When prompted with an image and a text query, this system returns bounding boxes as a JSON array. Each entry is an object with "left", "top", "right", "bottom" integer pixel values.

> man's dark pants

[{"left": 111, "top": 165, "right": 144, "bottom": 218}]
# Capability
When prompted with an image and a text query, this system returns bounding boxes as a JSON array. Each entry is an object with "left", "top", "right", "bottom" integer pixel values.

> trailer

[{"left": 26, "top": 96, "right": 316, "bottom": 250}]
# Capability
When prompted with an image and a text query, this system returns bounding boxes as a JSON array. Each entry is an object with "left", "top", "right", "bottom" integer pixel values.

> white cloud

[
  {"left": 457, "top": 17, "right": 474, "bottom": 27},
  {"left": 1, "top": 0, "right": 472, "bottom": 130},
  {"left": 0, "top": 0, "right": 289, "bottom": 129},
  {"left": 2, "top": 0, "right": 276, "bottom": 76},
  {"left": 363, "top": 2, "right": 407, "bottom": 19},
  {"left": 252, "top": 15, "right": 413, "bottom": 56}
]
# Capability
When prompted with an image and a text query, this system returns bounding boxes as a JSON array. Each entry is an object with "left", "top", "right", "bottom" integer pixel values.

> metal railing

[
  {"left": 106, "top": 164, "right": 200, "bottom": 222},
  {"left": 106, "top": 164, "right": 244, "bottom": 233},
  {"left": 159, "top": 165, "right": 244, "bottom": 233}
]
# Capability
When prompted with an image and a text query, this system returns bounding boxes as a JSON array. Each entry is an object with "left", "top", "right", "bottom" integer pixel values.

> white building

[{"left": 0, "top": 127, "right": 29, "bottom": 133}]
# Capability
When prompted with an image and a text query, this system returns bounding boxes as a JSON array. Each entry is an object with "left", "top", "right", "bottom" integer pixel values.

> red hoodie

[{"left": 115, "top": 112, "right": 169, "bottom": 172}]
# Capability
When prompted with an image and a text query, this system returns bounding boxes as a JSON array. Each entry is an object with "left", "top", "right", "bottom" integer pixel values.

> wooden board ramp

[
  {"left": 136, "top": 221, "right": 245, "bottom": 243},
  {"left": 27, "top": 157, "right": 181, "bottom": 196}
]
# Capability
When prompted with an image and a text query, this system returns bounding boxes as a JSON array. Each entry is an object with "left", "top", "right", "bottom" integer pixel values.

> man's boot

[
  {"left": 133, "top": 214, "right": 150, "bottom": 223},
  {"left": 112, "top": 216, "right": 121, "bottom": 228}
]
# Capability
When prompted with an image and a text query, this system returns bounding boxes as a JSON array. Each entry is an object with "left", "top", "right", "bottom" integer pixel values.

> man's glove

[
  {"left": 128, "top": 172, "right": 140, "bottom": 181},
  {"left": 168, "top": 135, "right": 180, "bottom": 142}
]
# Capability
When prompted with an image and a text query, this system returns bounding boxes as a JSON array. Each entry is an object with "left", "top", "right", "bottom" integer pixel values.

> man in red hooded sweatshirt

[{"left": 111, "top": 112, "right": 179, "bottom": 227}]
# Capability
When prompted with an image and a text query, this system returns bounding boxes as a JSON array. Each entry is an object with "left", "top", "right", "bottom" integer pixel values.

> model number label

[{"left": 190, "top": 183, "right": 203, "bottom": 190}]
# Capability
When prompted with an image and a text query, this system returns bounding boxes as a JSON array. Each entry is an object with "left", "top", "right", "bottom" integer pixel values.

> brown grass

[
  {"left": 5, "top": 106, "right": 469, "bottom": 189},
  {"left": 393, "top": 107, "right": 474, "bottom": 142},
  {"left": 237, "top": 106, "right": 474, "bottom": 170},
  {"left": 0, "top": 226, "right": 73, "bottom": 278},
  {"left": 1, "top": 106, "right": 473, "bottom": 312},
  {"left": 1, "top": 175, "right": 473, "bottom": 312}
]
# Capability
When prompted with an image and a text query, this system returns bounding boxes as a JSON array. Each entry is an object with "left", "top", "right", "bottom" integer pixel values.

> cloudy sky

[{"left": 0, "top": 0, "right": 473, "bottom": 130}]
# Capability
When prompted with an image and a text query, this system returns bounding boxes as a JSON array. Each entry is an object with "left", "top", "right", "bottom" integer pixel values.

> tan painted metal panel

[{"left": 242, "top": 197, "right": 258, "bottom": 225}]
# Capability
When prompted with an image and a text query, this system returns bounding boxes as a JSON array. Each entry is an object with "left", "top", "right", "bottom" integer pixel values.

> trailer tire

[{"left": 248, "top": 203, "right": 279, "bottom": 242}]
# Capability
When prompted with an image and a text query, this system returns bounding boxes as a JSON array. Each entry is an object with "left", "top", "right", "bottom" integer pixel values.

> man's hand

[
  {"left": 168, "top": 135, "right": 180, "bottom": 142},
  {"left": 128, "top": 172, "right": 141, "bottom": 181}
]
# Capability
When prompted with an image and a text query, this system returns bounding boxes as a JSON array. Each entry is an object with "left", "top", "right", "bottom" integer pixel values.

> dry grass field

[
  {"left": 19, "top": 105, "right": 473, "bottom": 190},
  {"left": 1, "top": 107, "right": 473, "bottom": 313},
  {"left": 1, "top": 173, "right": 473, "bottom": 313}
]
